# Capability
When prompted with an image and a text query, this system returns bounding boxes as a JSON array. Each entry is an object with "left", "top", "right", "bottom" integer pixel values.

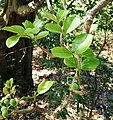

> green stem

[{"left": 76, "top": 56, "right": 82, "bottom": 86}]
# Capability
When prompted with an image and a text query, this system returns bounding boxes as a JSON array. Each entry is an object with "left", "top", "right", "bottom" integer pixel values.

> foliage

[
  {"left": 0, "top": 79, "right": 53, "bottom": 119},
  {"left": 43, "top": 9, "right": 100, "bottom": 114},
  {"left": 0, "top": 78, "right": 17, "bottom": 119},
  {"left": 2, "top": 1, "right": 113, "bottom": 119},
  {"left": 2, "top": 20, "right": 49, "bottom": 48}
]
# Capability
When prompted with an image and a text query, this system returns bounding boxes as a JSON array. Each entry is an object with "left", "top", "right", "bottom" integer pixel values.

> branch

[
  {"left": 84, "top": 0, "right": 112, "bottom": 33},
  {"left": 61, "top": 0, "right": 67, "bottom": 10},
  {"left": 46, "top": 0, "right": 52, "bottom": 10}
]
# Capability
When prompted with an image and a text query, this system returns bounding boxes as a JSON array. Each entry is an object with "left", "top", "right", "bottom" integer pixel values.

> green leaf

[
  {"left": 81, "top": 57, "right": 100, "bottom": 71},
  {"left": 45, "top": 23, "right": 62, "bottom": 33},
  {"left": 2, "top": 25, "right": 25, "bottom": 34},
  {"left": 63, "top": 16, "right": 80, "bottom": 33},
  {"left": 64, "top": 57, "right": 78, "bottom": 68},
  {"left": 69, "top": 83, "right": 79, "bottom": 90},
  {"left": 3, "top": 87, "right": 9, "bottom": 95},
  {"left": 72, "top": 34, "right": 93, "bottom": 54},
  {"left": 82, "top": 48, "right": 94, "bottom": 58},
  {"left": 51, "top": 47, "right": 73, "bottom": 58},
  {"left": 35, "top": 31, "right": 49, "bottom": 39},
  {"left": 56, "top": 9, "right": 69, "bottom": 23},
  {"left": 38, "top": 80, "right": 54, "bottom": 95},
  {"left": 33, "top": 19, "right": 44, "bottom": 28},
  {"left": 6, "top": 78, "right": 13, "bottom": 88},
  {"left": 6, "top": 35, "right": 20, "bottom": 48},
  {"left": 21, "top": 34, "right": 34, "bottom": 39},
  {"left": 42, "top": 11, "right": 57, "bottom": 22},
  {"left": 23, "top": 28, "right": 40, "bottom": 34},
  {"left": 10, "top": 85, "right": 16, "bottom": 94},
  {"left": 22, "top": 20, "right": 34, "bottom": 29}
]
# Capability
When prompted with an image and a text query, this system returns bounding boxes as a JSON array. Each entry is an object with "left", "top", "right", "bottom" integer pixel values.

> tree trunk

[{"left": 0, "top": 0, "right": 45, "bottom": 95}]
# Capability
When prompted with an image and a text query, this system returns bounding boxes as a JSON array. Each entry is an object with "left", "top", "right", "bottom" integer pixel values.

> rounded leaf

[
  {"left": 72, "top": 34, "right": 93, "bottom": 54},
  {"left": 63, "top": 16, "right": 80, "bottom": 33},
  {"left": 82, "top": 48, "right": 94, "bottom": 58},
  {"left": 45, "top": 23, "right": 62, "bottom": 33},
  {"left": 3, "top": 87, "right": 9, "bottom": 95},
  {"left": 38, "top": 80, "right": 54, "bottom": 95},
  {"left": 35, "top": 31, "right": 49, "bottom": 39},
  {"left": 81, "top": 57, "right": 100, "bottom": 71},
  {"left": 6, "top": 35, "right": 20, "bottom": 48},
  {"left": 64, "top": 57, "right": 78, "bottom": 68},
  {"left": 2, "top": 25, "right": 25, "bottom": 34},
  {"left": 51, "top": 47, "right": 73, "bottom": 58}
]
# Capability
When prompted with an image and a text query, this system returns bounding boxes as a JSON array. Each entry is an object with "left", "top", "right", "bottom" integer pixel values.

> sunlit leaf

[
  {"left": 3, "top": 87, "right": 9, "bottom": 95},
  {"left": 6, "top": 35, "right": 20, "bottom": 48},
  {"left": 38, "top": 80, "right": 54, "bottom": 95},
  {"left": 33, "top": 19, "right": 44, "bottom": 28},
  {"left": 56, "top": 9, "right": 69, "bottom": 23},
  {"left": 63, "top": 16, "right": 80, "bottom": 33},
  {"left": 35, "top": 31, "right": 49, "bottom": 39},
  {"left": 6, "top": 78, "right": 13, "bottom": 88},
  {"left": 42, "top": 11, "right": 57, "bottom": 22},
  {"left": 72, "top": 34, "right": 93, "bottom": 54},
  {"left": 51, "top": 47, "right": 73, "bottom": 58},
  {"left": 22, "top": 20, "right": 34, "bottom": 29},
  {"left": 45, "top": 23, "right": 62, "bottom": 33},
  {"left": 2, "top": 25, "right": 25, "bottom": 34},
  {"left": 10, "top": 85, "right": 16, "bottom": 94},
  {"left": 23, "top": 28, "right": 40, "bottom": 34}
]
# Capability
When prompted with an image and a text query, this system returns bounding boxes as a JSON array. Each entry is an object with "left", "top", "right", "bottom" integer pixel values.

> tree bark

[
  {"left": 0, "top": 0, "right": 45, "bottom": 95},
  {"left": 84, "top": 0, "right": 112, "bottom": 33}
]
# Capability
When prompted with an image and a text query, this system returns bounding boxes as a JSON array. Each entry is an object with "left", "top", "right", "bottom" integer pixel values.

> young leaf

[
  {"left": 10, "top": 85, "right": 16, "bottom": 94},
  {"left": 64, "top": 57, "right": 78, "bottom": 68},
  {"left": 22, "top": 20, "right": 34, "bottom": 29},
  {"left": 33, "top": 19, "right": 44, "bottom": 28},
  {"left": 2, "top": 25, "right": 25, "bottom": 34},
  {"left": 42, "top": 11, "right": 57, "bottom": 22},
  {"left": 56, "top": 9, "right": 69, "bottom": 23},
  {"left": 51, "top": 47, "right": 73, "bottom": 58},
  {"left": 6, "top": 35, "right": 20, "bottom": 48},
  {"left": 72, "top": 34, "right": 93, "bottom": 54},
  {"left": 35, "top": 31, "right": 49, "bottom": 39},
  {"left": 22, "top": 34, "right": 34, "bottom": 39},
  {"left": 23, "top": 28, "right": 40, "bottom": 34},
  {"left": 82, "top": 48, "right": 94, "bottom": 58},
  {"left": 81, "top": 57, "right": 100, "bottom": 71},
  {"left": 6, "top": 78, "right": 13, "bottom": 88},
  {"left": 45, "top": 23, "right": 62, "bottom": 33},
  {"left": 38, "top": 80, "right": 54, "bottom": 95},
  {"left": 63, "top": 16, "right": 80, "bottom": 33},
  {"left": 3, "top": 87, "right": 9, "bottom": 95}
]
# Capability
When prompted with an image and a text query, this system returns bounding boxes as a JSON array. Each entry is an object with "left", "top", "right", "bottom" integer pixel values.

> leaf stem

[{"left": 76, "top": 56, "right": 82, "bottom": 86}]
